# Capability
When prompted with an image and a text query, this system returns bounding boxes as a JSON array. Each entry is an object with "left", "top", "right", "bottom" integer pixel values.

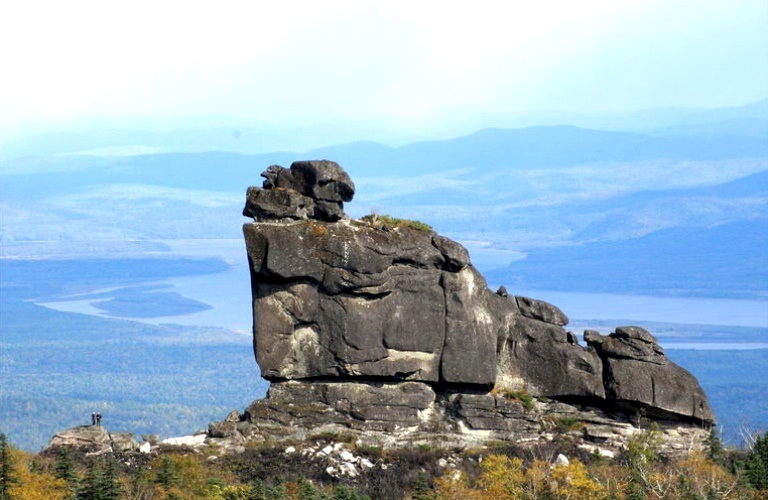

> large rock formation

[{"left": 223, "top": 160, "right": 714, "bottom": 451}]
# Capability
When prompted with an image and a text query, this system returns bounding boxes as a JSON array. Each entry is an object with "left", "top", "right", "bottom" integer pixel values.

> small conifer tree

[
  {"left": 266, "top": 477, "right": 288, "bottom": 500},
  {"left": 0, "top": 434, "right": 19, "bottom": 500},
  {"left": 295, "top": 476, "right": 326, "bottom": 500},
  {"left": 247, "top": 479, "right": 267, "bottom": 500},
  {"left": 78, "top": 457, "right": 103, "bottom": 500},
  {"left": 77, "top": 456, "right": 123, "bottom": 500},
  {"left": 705, "top": 428, "right": 725, "bottom": 465},
  {"left": 100, "top": 456, "right": 123, "bottom": 500},
  {"left": 744, "top": 431, "right": 768, "bottom": 490},
  {"left": 54, "top": 448, "right": 80, "bottom": 498},
  {"left": 154, "top": 455, "right": 180, "bottom": 493},
  {"left": 411, "top": 471, "right": 433, "bottom": 500}
]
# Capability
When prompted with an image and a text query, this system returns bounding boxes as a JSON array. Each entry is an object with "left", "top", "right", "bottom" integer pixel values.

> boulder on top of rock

[
  {"left": 586, "top": 326, "right": 666, "bottom": 365},
  {"left": 244, "top": 160, "right": 355, "bottom": 222},
  {"left": 288, "top": 160, "right": 355, "bottom": 203}
]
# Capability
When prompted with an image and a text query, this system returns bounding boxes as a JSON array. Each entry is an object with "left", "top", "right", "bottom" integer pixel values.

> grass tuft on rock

[{"left": 360, "top": 213, "right": 433, "bottom": 232}]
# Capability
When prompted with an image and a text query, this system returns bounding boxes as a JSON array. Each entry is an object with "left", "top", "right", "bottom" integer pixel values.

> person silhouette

[{"left": 91, "top": 412, "right": 97, "bottom": 426}]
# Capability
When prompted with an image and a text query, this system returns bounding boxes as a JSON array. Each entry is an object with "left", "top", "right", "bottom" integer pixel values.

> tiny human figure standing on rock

[
  {"left": 91, "top": 412, "right": 96, "bottom": 426},
  {"left": 96, "top": 413, "right": 102, "bottom": 426}
]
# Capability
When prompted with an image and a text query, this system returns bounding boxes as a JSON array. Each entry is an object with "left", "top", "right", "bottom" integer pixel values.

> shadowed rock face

[{"left": 242, "top": 160, "right": 715, "bottom": 431}]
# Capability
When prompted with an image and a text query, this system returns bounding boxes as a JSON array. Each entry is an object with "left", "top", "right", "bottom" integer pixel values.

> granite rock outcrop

[{"left": 233, "top": 160, "right": 714, "bottom": 450}]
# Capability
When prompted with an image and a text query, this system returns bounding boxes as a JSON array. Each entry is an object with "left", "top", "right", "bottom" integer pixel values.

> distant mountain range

[
  {"left": 1, "top": 100, "right": 766, "bottom": 299},
  {"left": 309, "top": 124, "right": 768, "bottom": 175},
  {"left": 3, "top": 98, "right": 767, "bottom": 160},
  {"left": 5, "top": 123, "right": 767, "bottom": 182}
]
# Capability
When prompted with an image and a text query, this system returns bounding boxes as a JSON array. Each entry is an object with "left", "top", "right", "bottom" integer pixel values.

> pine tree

[
  {"left": 705, "top": 428, "right": 725, "bottom": 465},
  {"left": 411, "top": 471, "right": 433, "bottom": 500},
  {"left": 54, "top": 448, "right": 80, "bottom": 498},
  {"left": 100, "top": 456, "right": 123, "bottom": 500},
  {"left": 154, "top": 455, "right": 180, "bottom": 493},
  {"left": 78, "top": 457, "right": 104, "bottom": 500},
  {"left": 77, "top": 456, "right": 122, "bottom": 500},
  {"left": 295, "top": 476, "right": 324, "bottom": 500},
  {"left": 331, "top": 484, "right": 367, "bottom": 500},
  {"left": 745, "top": 431, "right": 768, "bottom": 490},
  {"left": 247, "top": 479, "right": 267, "bottom": 500},
  {"left": 0, "top": 433, "right": 19, "bottom": 500},
  {"left": 125, "top": 455, "right": 151, "bottom": 500},
  {"left": 265, "top": 477, "right": 287, "bottom": 500}
]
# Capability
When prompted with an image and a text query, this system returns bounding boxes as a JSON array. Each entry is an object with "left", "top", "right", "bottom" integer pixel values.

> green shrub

[
  {"left": 499, "top": 389, "right": 535, "bottom": 410},
  {"left": 553, "top": 417, "right": 584, "bottom": 433}
]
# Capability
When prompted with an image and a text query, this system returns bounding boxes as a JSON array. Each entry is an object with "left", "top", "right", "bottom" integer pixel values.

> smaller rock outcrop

[
  {"left": 43, "top": 426, "right": 139, "bottom": 456},
  {"left": 502, "top": 317, "right": 606, "bottom": 401}
]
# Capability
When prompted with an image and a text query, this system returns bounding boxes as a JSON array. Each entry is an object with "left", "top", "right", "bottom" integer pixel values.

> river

[{"left": 36, "top": 238, "right": 768, "bottom": 347}]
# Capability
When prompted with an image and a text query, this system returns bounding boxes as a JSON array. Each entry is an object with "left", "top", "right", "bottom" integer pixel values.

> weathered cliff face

[
  {"left": 232, "top": 160, "right": 714, "bottom": 452},
  {"left": 244, "top": 217, "right": 503, "bottom": 386}
]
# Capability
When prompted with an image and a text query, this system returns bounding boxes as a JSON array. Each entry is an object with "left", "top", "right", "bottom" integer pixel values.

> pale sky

[{"left": 1, "top": 0, "right": 767, "bottom": 133}]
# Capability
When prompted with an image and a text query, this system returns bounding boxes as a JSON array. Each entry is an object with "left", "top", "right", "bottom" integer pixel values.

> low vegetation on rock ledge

[{"left": 360, "top": 213, "right": 434, "bottom": 232}]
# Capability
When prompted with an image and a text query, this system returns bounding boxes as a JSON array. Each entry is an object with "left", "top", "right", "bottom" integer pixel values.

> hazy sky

[{"left": 2, "top": 0, "right": 767, "bottom": 132}]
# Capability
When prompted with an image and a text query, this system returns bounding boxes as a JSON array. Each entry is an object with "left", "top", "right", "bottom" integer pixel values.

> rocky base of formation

[
  {"left": 42, "top": 391, "right": 708, "bottom": 461},
  {"left": 205, "top": 380, "right": 708, "bottom": 459}
]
